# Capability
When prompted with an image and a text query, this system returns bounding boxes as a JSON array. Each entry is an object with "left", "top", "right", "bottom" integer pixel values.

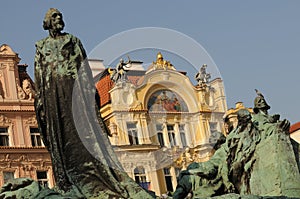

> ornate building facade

[
  {"left": 96, "top": 52, "right": 227, "bottom": 195},
  {"left": 0, "top": 46, "right": 227, "bottom": 196},
  {"left": 0, "top": 44, "right": 54, "bottom": 188}
]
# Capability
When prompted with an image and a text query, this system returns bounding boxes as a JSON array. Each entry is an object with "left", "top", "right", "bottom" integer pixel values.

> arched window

[{"left": 134, "top": 167, "right": 150, "bottom": 190}]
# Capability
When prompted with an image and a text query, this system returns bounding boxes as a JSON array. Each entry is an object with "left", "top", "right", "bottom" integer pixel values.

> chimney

[{"left": 88, "top": 59, "right": 105, "bottom": 77}]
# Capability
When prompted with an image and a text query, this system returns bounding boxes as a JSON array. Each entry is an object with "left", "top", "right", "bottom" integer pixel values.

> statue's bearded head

[
  {"left": 254, "top": 95, "right": 270, "bottom": 113},
  {"left": 237, "top": 109, "right": 252, "bottom": 130},
  {"left": 43, "top": 8, "right": 65, "bottom": 32}
]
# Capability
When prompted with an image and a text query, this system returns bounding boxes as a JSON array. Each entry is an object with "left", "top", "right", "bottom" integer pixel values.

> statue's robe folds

[
  {"left": 251, "top": 112, "right": 300, "bottom": 197},
  {"left": 173, "top": 124, "right": 260, "bottom": 199},
  {"left": 34, "top": 33, "right": 153, "bottom": 198}
]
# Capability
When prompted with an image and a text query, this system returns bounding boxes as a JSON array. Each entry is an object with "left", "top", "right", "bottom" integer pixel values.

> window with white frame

[
  {"left": 3, "top": 171, "right": 14, "bottom": 184},
  {"left": 134, "top": 167, "right": 150, "bottom": 190},
  {"left": 163, "top": 167, "right": 174, "bottom": 192},
  {"left": 156, "top": 124, "right": 164, "bottom": 147},
  {"left": 179, "top": 124, "right": 187, "bottom": 147},
  {"left": 126, "top": 122, "right": 139, "bottom": 145},
  {"left": 30, "top": 127, "right": 43, "bottom": 147},
  {"left": 36, "top": 171, "right": 48, "bottom": 188},
  {"left": 0, "top": 127, "right": 9, "bottom": 146},
  {"left": 167, "top": 125, "right": 176, "bottom": 147}
]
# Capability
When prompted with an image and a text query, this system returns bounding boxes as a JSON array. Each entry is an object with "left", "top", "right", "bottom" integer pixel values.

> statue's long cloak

[{"left": 34, "top": 33, "right": 152, "bottom": 198}]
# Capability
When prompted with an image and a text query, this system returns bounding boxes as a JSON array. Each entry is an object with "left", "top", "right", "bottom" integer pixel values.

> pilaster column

[
  {"left": 139, "top": 113, "right": 151, "bottom": 144},
  {"left": 162, "top": 118, "right": 170, "bottom": 148},
  {"left": 184, "top": 117, "right": 192, "bottom": 147},
  {"left": 174, "top": 122, "right": 182, "bottom": 148}
]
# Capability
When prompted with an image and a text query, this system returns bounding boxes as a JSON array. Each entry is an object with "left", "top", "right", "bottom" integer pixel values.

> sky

[{"left": 1, "top": 1, "right": 299, "bottom": 124}]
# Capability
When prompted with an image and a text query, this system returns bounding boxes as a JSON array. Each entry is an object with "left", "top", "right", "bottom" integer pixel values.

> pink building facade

[{"left": 0, "top": 44, "right": 54, "bottom": 188}]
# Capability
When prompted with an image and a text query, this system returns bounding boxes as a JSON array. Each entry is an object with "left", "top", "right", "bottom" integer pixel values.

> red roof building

[{"left": 290, "top": 122, "right": 300, "bottom": 143}]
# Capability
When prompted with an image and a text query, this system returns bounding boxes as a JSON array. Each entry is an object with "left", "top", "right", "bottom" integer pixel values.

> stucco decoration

[
  {"left": 22, "top": 79, "right": 35, "bottom": 100},
  {"left": 25, "top": 116, "right": 38, "bottom": 125},
  {"left": 16, "top": 83, "right": 26, "bottom": 100},
  {"left": 0, "top": 115, "right": 12, "bottom": 126}
]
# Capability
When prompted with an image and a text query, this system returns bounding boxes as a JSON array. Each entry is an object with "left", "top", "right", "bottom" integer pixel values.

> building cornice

[
  {"left": 113, "top": 144, "right": 160, "bottom": 152},
  {"left": 109, "top": 110, "right": 225, "bottom": 115},
  {"left": 0, "top": 146, "right": 48, "bottom": 154},
  {"left": 0, "top": 100, "right": 34, "bottom": 105},
  {"left": 0, "top": 109, "right": 35, "bottom": 112}
]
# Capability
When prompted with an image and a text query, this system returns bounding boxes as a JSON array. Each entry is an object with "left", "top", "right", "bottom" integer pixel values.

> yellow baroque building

[{"left": 96, "top": 52, "right": 227, "bottom": 195}]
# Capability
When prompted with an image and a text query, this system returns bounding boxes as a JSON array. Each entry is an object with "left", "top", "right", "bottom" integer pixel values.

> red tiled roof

[
  {"left": 96, "top": 74, "right": 113, "bottom": 107},
  {"left": 290, "top": 122, "right": 300, "bottom": 134},
  {"left": 95, "top": 69, "right": 146, "bottom": 107}
]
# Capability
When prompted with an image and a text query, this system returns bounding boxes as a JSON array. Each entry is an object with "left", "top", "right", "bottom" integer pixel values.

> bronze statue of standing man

[{"left": 34, "top": 8, "right": 153, "bottom": 198}]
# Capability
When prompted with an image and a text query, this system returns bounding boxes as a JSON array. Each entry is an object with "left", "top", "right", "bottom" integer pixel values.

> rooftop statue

[
  {"left": 152, "top": 52, "right": 175, "bottom": 70},
  {"left": 108, "top": 56, "right": 132, "bottom": 83},
  {"left": 0, "top": 8, "right": 154, "bottom": 199},
  {"left": 195, "top": 64, "right": 211, "bottom": 86}
]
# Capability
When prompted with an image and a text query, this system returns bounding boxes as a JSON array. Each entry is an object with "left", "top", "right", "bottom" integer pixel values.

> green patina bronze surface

[{"left": 173, "top": 91, "right": 300, "bottom": 199}]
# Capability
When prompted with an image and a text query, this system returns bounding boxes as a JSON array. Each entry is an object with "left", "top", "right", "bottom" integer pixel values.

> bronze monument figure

[
  {"left": 173, "top": 91, "right": 300, "bottom": 198},
  {"left": 173, "top": 109, "right": 260, "bottom": 198},
  {"left": 33, "top": 8, "right": 153, "bottom": 198}
]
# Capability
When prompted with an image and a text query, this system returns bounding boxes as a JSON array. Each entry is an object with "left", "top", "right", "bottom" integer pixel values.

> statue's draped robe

[
  {"left": 225, "top": 124, "right": 260, "bottom": 194},
  {"left": 173, "top": 124, "right": 260, "bottom": 199},
  {"left": 34, "top": 33, "right": 152, "bottom": 198}
]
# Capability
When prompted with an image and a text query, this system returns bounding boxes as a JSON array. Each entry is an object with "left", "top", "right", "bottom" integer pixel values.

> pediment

[{"left": 0, "top": 44, "right": 17, "bottom": 56}]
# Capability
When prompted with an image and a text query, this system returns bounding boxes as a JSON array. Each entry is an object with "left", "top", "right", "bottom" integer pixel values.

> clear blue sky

[{"left": 1, "top": 1, "right": 299, "bottom": 124}]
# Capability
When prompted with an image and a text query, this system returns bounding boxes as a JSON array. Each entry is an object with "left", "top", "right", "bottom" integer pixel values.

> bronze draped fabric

[{"left": 34, "top": 33, "right": 151, "bottom": 198}]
